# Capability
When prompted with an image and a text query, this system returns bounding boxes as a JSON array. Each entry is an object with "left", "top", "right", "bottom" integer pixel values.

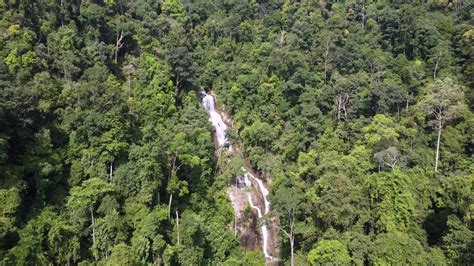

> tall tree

[
  {"left": 67, "top": 178, "right": 114, "bottom": 258},
  {"left": 418, "top": 78, "right": 466, "bottom": 173},
  {"left": 270, "top": 177, "right": 305, "bottom": 266}
]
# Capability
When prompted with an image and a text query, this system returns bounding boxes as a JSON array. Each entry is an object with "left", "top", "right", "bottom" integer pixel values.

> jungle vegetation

[{"left": 0, "top": 0, "right": 473, "bottom": 265}]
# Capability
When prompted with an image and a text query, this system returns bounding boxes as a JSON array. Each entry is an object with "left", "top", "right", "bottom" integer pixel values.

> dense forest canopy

[{"left": 0, "top": 0, "right": 473, "bottom": 265}]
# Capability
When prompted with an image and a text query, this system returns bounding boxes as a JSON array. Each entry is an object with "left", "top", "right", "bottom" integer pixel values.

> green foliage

[
  {"left": 0, "top": 187, "right": 21, "bottom": 240},
  {"left": 370, "top": 232, "right": 426, "bottom": 264},
  {"left": 362, "top": 114, "right": 400, "bottom": 149},
  {"left": 2, "top": 208, "right": 80, "bottom": 265},
  {"left": 436, "top": 172, "right": 474, "bottom": 217},
  {"left": 441, "top": 215, "right": 474, "bottom": 263},
  {"left": 93, "top": 211, "right": 129, "bottom": 259},
  {"left": 367, "top": 171, "right": 416, "bottom": 232},
  {"left": 105, "top": 243, "right": 140, "bottom": 266},
  {"left": 0, "top": 1, "right": 472, "bottom": 265},
  {"left": 418, "top": 78, "right": 466, "bottom": 129},
  {"left": 67, "top": 178, "right": 114, "bottom": 211},
  {"left": 241, "top": 120, "right": 279, "bottom": 167},
  {"left": 308, "top": 239, "right": 351, "bottom": 265},
  {"left": 243, "top": 251, "right": 265, "bottom": 266},
  {"left": 162, "top": 0, "right": 185, "bottom": 18}
]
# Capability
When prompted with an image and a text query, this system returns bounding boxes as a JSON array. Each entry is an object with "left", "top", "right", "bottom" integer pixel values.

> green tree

[
  {"left": 366, "top": 171, "right": 416, "bottom": 232},
  {"left": 47, "top": 218, "right": 80, "bottom": 264},
  {"left": 243, "top": 251, "right": 265, "bottom": 266},
  {"left": 0, "top": 187, "right": 21, "bottom": 243},
  {"left": 164, "top": 20, "right": 193, "bottom": 92},
  {"left": 93, "top": 210, "right": 129, "bottom": 259},
  {"left": 270, "top": 176, "right": 305, "bottom": 266},
  {"left": 441, "top": 215, "right": 474, "bottom": 263},
  {"left": 46, "top": 25, "right": 81, "bottom": 81},
  {"left": 67, "top": 178, "right": 114, "bottom": 258},
  {"left": 307, "top": 239, "right": 351, "bottom": 265},
  {"left": 105, "top": 243, "right": 140, "bottom": 265},
  {"left": 370, "top": 232, "right": 427, "bottom": 264},
  {"left": 162, "top": 0, "right": 185, "bottom": 18},
  {"left": 418, "top": 78, "right": 466, "bottom": 173}
]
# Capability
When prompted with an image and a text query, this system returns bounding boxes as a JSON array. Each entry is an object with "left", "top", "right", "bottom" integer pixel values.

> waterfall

[
  {"left": 246, "top": 172, "right": 271, "bottom": 214},
  {"left": 244, "top": 173, "right": 274, "bottom": 261},
  {"left": 202, "top": 93, "right": 229, "bottom": 148},
  {"left": 202, "top": 91, "right": 274, "bottom": 262}
]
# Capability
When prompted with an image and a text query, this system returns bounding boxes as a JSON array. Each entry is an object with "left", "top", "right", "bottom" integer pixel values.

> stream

[{"left": 202, "top": 92, "right": 275, "bottom": 262}]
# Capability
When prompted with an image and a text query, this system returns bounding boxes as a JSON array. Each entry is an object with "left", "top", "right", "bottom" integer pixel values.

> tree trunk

[
  {"left": 290, "top": 235, "right": 295, "bottom": 266},
  {"left": 324, "top": 39, "right": 330, "bottom": 81},
  {"left": 60, "top": 0, "right": 64, "bottom": 27},
  {"left": 115, "top": 30, "right": 124, "bottom": 64},
  {"left": 109, "top": 160, "right": 113, "bottom": 183},
  {"left": 168, "top": 194, "right": 173, "bottom": 220},
  {"left": 234, "top": 215, "right": 237, "bottom": 237},
  {"left": 63, "top": 61, "right": 68, "bottom": 81},
  {"left": 433, "top": 52, "right": 442, "bottom": 79},
  {"left": 361, "top": 1, "right": 365, "bottom": 32},
  {"left": 175, "top": 75, "right": 181, "bottom": 92},
  {"left": 127, "top": 74, "right": 131, "bottom": 99},
  {"left": 176, "top": 211, "right": 180, "bottom": 245},
  {"left": 90, "top": 207, "right": 96, "bottom": 256},
  {"left": 435, "top": 125, "right": 442, "bottom": 173},
  {"left": 170, "top": 155, "right": 177, "bottom": 180}
]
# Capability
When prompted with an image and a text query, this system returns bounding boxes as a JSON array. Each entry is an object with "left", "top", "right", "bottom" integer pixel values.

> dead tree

[
  {"left": 115, "top": 30, "right": 124, "bottom": 63},
  {"left": 167, "top": 154, "right": 183, "bottom": 220},
  {"left": 277, "top": 30, "right": 286, "bottom": 48},
  {"left": 335, "top": 93, "right": 350, "bottom": 120},
  {"left": 375, "top": 147, "right": 401, "bottom": 172}
]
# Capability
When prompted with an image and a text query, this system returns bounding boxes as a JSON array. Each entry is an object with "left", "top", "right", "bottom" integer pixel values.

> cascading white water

[
  {"left": 202, "top": 93, "right": 229, "bottom": 148},
  {"left": 244, "top": 173, "right": 273, "bottom": 261},
  {"left": 247, "top": 172, "right": 271, "bottom": 214},
  {"left": 202, "top": 91, "right": 273, "bottom": 261}
]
